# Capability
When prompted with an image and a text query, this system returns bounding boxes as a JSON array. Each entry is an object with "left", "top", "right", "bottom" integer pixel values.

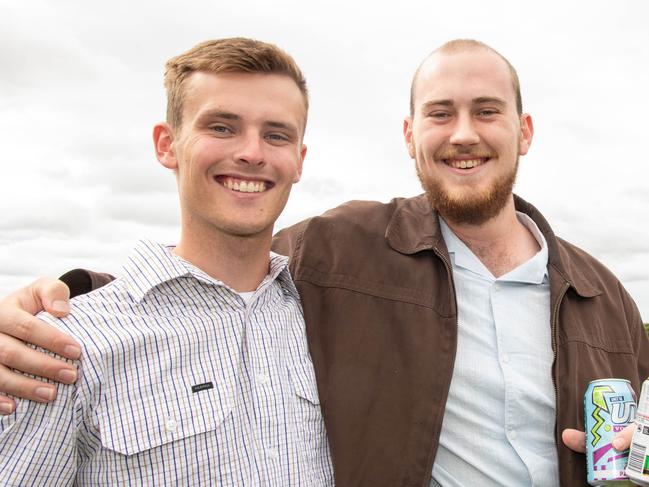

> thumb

[
  {"left": 561, "top": 428, "right": 586, "bottom": 453},
  {"left": 30, "top": 277, "right": 71, "bottom": 317}
]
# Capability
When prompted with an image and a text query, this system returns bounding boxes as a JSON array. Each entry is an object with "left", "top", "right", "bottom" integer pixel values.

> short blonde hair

[{"left": 164, "top": 38, "right": 308, "bottom": 129}]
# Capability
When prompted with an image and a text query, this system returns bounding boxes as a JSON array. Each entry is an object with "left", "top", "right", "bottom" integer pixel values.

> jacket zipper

[
  {"left": 423, "top": 247, "right": 459, "bottom": 487},
  {"left": 551, "top": 280, "right": 570, "bottom": 460}
]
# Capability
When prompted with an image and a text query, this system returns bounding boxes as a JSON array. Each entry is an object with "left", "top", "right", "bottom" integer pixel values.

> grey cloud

[{"left": 95, "top": 192, "right": 180, "bottom": 227}]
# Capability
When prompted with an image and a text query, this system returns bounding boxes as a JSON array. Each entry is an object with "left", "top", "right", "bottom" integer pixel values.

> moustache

[{"left": 434, "top": 148, "right": 494, "bottom": 160}]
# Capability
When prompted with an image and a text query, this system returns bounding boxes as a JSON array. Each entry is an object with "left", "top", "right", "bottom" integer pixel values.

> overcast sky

[{"left": 1, "top": 0, "right": 648, "bottom": 320}]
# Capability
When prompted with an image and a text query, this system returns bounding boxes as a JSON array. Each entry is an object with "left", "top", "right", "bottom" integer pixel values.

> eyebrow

[
  {"left": 266, "top": 120, "right": 299, "bottom": 135},
  {"left": 473, "top": 96, "right": 506, "bottom": 106},
  {"left": 196, "top": 109, "right": 299, "bottom": 135},
  {"left": 196, "top": 109, "right": 240, "bottom": 123},
  {"left": 420, "top": 96, "right": 507, "bottom": 111}
]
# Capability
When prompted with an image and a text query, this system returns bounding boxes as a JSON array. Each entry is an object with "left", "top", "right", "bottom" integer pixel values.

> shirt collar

[
  {"left": 439, "top": 213, "right": 549, "bottom": 284},
  {"left": 123, "top": 240, "right": 294, "bottom": 303},
  {"left": 386, "top": 194, "right": 601, "bottom": 297}
]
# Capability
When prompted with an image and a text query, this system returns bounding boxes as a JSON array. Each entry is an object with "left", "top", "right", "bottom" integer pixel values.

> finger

[
  {"left": 613, "top": 424, "right": 635, "bottom": 451},
  {"left": 0, "top": 307, "right": 81, "bottom": 360},
  {"left": 0, "top": 364, "right": 57, "bottom": 403},
  {"left": 29, "top": 277, "right": 71, "bottom": 318},
  {"left": 561, "top": 428, "right": 586, "bottom": 453},
  {"left": 0, "top": 334, "right": 77, "bottom": 384},
  {"left": 0, "top": 395, "right": 16, "bottom": 415}
]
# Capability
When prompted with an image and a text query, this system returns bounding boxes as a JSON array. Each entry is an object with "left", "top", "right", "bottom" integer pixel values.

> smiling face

[
  {"left": 155, "top": 71, "right": 306, "bottom": 242},
  {"left": 404, "top": 47, "right": 533, "bottom": 225}
]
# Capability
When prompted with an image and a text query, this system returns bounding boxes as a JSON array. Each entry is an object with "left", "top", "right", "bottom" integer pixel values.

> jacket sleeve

[
  {"left": 624, "top": 282, "right": 649, "bottom": 381},
  {"left": 272, "top": 219, "right": 310, "bottom": 264},
  {"left": 59, "top": 269, "right": 116, "bottom": 298}
]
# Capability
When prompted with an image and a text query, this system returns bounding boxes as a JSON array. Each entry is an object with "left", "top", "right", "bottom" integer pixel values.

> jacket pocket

[{"left": 97, "top": 382, "right": 234, "bottom": 455}]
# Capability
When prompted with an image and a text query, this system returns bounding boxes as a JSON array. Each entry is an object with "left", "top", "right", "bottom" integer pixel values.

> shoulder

[
  {"left": 278, "top": 197, "right": 409, "bottom": 241},
  {"left": 311, "top": 197, "right": 407, "bottom": 227},
  {"left": 554, "top": 236, "right": 623, "bottom": 289},
  {"left": 273, "top": 197, "right": 407, "bottom": 260},
  {"left": 552, "top": 236, "right": 641, "bottom": 321},
  {"left": 37, "top": 277, "right": 132, "bottom": 349}
]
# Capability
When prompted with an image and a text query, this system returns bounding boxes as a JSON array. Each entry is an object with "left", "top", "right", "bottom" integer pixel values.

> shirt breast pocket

[{"left": 96, "top": 380, "right": 235, "bottom": 456}]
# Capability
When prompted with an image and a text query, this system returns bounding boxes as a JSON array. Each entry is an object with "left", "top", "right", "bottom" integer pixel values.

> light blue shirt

[{"left": 431, "top": 214, "right": 559, "bottom": 486}]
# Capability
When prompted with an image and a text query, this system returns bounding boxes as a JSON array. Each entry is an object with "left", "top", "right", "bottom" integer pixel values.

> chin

[{"left": 220, "top": 221, "right": 274, "bottom": 239}]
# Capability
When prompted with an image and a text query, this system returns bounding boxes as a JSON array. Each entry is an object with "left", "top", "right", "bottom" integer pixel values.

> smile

[
  {"left": 216, "top": 176, "right": 270, "bottom": 193},
  {"left": 444, "top": 158, "right": 489, "bottom": 169}
]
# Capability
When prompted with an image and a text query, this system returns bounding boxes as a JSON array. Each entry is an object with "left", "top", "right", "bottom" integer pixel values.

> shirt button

[
  {"left": 266, "top": 448, "right": 279, "bottom": 460},
  {"left": 501, "top": 353, "right": 510, "bottom": 364},
  {"left": 257, "top": 374, "right": 269, "bottom": 385},
  {"left": 165, "top": 418, "right": 178, "bottom": 432},
  {"left": 508, "top": 429, "right": 518, "bottom": 440}
]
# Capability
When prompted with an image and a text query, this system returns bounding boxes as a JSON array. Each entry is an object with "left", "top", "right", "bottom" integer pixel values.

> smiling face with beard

[
  {"left": 404, "top": 45, "right": 533, "bottom": 226},
  {"left": 415, "top": 148, "right": 519, "bottom": 226}
]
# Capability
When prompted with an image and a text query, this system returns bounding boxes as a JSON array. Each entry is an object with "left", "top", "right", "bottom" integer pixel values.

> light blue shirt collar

[{"left": 439, "top": 212, "right": 548, "bottom": 284}]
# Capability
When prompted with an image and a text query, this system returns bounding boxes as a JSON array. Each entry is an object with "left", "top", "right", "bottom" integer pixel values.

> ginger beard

[{"left": 415, "top": 145, "right": 520, "bottom": 226}]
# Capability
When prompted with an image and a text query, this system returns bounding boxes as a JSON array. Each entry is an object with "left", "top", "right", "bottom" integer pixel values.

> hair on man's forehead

[
  {"left": 409, "top": 38, "right": 523, "bottom": 117},
  {"left": 164, "top": 38, "right": 309, "bottom": 131}
]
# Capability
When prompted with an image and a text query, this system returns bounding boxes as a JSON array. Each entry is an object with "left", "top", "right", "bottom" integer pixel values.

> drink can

[
  {"left": 585, "top": 378, "right": 637, "bottom": 485},
  {"left": 626, "top": 379, "right": 649, "bottom": 485}
]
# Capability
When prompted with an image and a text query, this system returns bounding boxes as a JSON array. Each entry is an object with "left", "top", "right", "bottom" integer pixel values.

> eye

[
  {"left": 477, "top": 109, "right": 499, "bottom": 118},
  {"left": 428, "top": 111, "right": 451, "bottom": 120},
  {"left": 210, "top": 125, "right": 233, "bottom": 135},
  {"left": 265, "top": 133, "right": 290, "bottom": 144}
]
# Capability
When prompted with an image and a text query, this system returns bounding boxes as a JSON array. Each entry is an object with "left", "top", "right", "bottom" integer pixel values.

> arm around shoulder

[{"left": 272, "top": 219, "right": 310, "bottom": 260}]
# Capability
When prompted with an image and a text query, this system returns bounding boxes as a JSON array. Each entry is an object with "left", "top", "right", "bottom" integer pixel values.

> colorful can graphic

[
  {"left": 626, "top": 379, "right": 649, "bottom": 485},
  {"left": 585, "top": 378, "right": 637, "bottom": 485}
]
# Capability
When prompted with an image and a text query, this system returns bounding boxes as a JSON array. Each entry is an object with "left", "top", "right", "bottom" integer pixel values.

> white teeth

[
  {"left": 221, "top": 177, "right": 267, "bottom": 193},
  {"left": 449, "top": 158, "right": 484, "bottom": 169}
]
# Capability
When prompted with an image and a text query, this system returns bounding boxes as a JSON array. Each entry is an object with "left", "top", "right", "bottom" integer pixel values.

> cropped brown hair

[
  {"left": 164, "top": 38, "right": 308, "bottom": 129},
  {"left": 410, "top": 39, "right": 522, "bottom": 116}
]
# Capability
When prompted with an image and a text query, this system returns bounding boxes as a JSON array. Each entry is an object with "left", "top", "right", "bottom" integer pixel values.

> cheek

[
  {"left": 270, "top": 148, "right": 303, "bottom": 180},
  {"left": 414, "top": 136, "right": 438, "bottom": 164}
]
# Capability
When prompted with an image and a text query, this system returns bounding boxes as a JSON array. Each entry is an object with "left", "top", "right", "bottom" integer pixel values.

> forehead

[
  {"left": 182, "top": 71, "right": 307, "bottom": 130},
  {"left": 413, "top": 49, "right": 516, "bottom": 109}
]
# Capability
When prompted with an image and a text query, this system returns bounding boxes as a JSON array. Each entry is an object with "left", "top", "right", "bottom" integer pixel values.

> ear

[
  {"left": 293, "top": 143, "right": 307, "bottom": 183},
  {"left": 518, "top": 113, "right": 534, "bottom": 155},
  {"left": 403, "top": 117, "right": 416, "bottom": 159},
  {"left": 153, "top": 122, "right": 178, "bottom": 170}
]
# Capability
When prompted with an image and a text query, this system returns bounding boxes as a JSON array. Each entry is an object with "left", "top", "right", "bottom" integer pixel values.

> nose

[
  {"left": 449, "top": 113, "right": 480, "bottom": 146},
  {"left": 233, "top": 131, "right": 265, "bottom": 166}
]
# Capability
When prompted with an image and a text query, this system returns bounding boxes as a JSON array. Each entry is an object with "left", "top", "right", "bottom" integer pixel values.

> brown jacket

[
  {"left": 271, "top": 194, "right": 649, "bottom": 487},
  {"left": 67, "top": 194, "right": 649, "bottom": 486}
]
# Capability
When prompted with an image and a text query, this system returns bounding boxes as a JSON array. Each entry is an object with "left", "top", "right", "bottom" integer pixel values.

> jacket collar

[{"left": 386, "top": 193, "right": 601, "bottom": 298}]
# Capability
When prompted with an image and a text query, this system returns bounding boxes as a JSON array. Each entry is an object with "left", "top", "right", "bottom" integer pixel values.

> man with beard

[{"left": 0, "top": 39, "right": 647, "bottom": 486}]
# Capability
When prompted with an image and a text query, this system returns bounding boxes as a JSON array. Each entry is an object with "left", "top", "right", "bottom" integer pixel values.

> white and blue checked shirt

[{"left": 0, "top": 240, "right": 334, "bottom": 486}]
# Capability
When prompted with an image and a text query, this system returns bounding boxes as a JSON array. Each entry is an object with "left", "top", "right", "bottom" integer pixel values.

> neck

[
  {"left": 174, "top": 221, "right": 273, "bottom": 293},
  {"left": 442, "top": 197, "right": 540, "bottom": 278}
]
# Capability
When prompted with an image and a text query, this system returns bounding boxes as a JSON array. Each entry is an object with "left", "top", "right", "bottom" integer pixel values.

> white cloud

[{"left": 1, "top": 0, "right": 648, "bottom": 320}]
